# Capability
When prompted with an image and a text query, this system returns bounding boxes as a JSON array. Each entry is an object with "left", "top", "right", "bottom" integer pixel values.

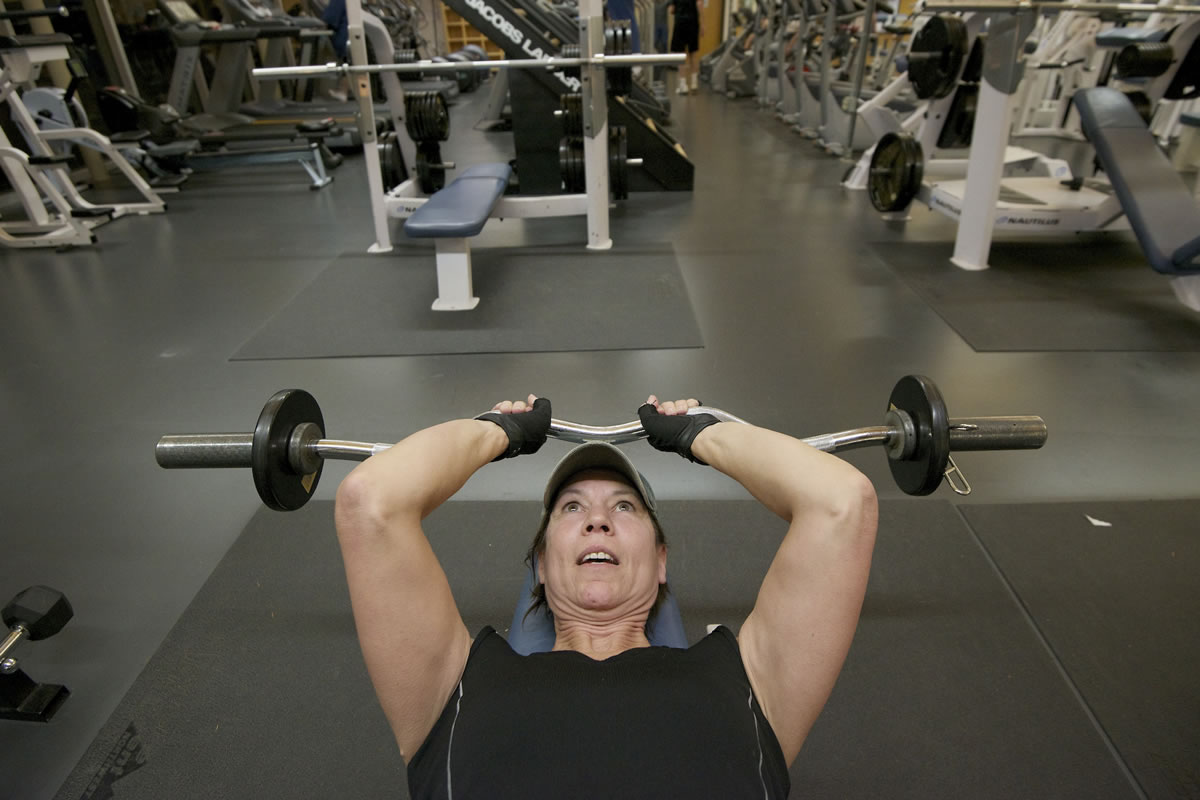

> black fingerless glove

[
  {"left": 477, "top": 397, "right": 552, "bottom": 461},
  {"left": 638, "top": 403, "right": 720, "bottom": 465}
]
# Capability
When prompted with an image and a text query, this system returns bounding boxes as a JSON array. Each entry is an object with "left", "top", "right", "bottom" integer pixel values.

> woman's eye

[
  {"left": 564, "top": 502, "right": 581, "bottom": 512},
  {"left": 616, "top": 501, "right": 634, "bottom": 511}
]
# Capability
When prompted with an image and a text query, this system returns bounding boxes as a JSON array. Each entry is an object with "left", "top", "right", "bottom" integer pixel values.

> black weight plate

[
  {"left": 908, "top": 15, "right": 968, "bottom": 100},
  {"left": 903, "top": 136, "right": 924, "bottom": 200},
  {"left": 433, "top": 92, "right": 450, "bottom": 141},
  {"left": 567, "top": 138, "right": 585, "bottom": 192},
  {"left": 610, "top": 125, "right": 628, "bottom": 200},
  {"left": 569, "top": 139, "right": 583, "bottom": 192},
  {"left": 561, "top": 43, "right": 580, "bottom": 78},
  {"left": 867, "top": 132, "right": 923, "bottom": 212},
  {"left": 887, "top": 375, "right": 950, "bottom": 496},
  {"left": 416, "top": 141, "right": 446, "bottom": 194},
  {"left": 404, "top": 93, "right": 423, "bottom": 141},
  {"left": 379, "top": 131, "right": 406, "bottom": 191},
  {"left": 561, "top": 93, "right": 582, "bottom": 135},
  {"left": 420, "top": 93, "right": 432, "bottom": 141},
  {"left": 252, "top": 389, "right": 324, "bottom": 511},
  {"left": 569, "top": 140, "right": 579, "bottom": 192},
  {"left": 559, "top": 137, "right": 572, "bottom": 186}
]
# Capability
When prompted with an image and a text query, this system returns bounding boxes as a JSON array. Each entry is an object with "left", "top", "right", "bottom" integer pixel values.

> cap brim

[{"left": 542, "top": 442, "right": 656, "bottom": 512}]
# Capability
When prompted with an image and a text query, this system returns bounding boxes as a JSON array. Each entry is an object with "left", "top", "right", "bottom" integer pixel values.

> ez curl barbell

[{"left": 154, "top": 376, "right": 1047, "bottom": 511}]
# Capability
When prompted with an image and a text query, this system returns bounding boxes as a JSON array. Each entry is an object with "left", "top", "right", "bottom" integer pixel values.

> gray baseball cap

[{"left": 542, "top": 442, "right": 657, "bottom": 513}]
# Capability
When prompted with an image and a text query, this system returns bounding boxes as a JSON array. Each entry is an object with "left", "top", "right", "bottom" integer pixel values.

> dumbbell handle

[
  {"left": 0, "top": 624, "right": 28, "bottom": 664},
  {"left": 155, "top": 409, "right": 1047, "bottom": 469}
]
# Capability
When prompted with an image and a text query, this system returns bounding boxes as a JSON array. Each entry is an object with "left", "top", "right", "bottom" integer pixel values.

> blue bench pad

[
  {"left": 1075, "top": 87, "right": 1200, "bottom": 275},
  {"left": 404, "top": 162, "right": 512, "bottom": 239},
  {"left": 1183, "top": 113, "right": 1200, "bottom": 128}
]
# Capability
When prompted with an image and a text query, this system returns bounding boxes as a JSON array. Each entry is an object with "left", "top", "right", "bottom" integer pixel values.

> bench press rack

[{"left": 254, "top": 3, "right": 683, "bottom": 310}]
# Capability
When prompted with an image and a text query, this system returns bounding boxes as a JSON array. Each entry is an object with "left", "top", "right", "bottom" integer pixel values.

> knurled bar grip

[{"left": 154, "top": 411, "right": 1048, "bottom": 469}]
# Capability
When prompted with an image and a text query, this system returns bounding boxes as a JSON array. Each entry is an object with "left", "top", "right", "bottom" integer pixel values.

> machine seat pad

[
  {"left": 404, "top": 163, "right": 512, "bottom": 239},
  {"left": 1075, "top": 87, "right": 1200, "bottom": 275},
  {"left": 1095, "top": 27, "right": 1171, "bottom": 47}
]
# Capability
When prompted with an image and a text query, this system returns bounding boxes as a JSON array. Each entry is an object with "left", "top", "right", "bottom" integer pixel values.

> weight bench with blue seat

[
  {"left": 403, "top": 162, "right": 513, "bottom": 311},
  {"left": 1074, "top": 87, "right": 1200, "bottom": 310},
  {"left": 508, "top": 559, "right": 689, "bottom": 655}
]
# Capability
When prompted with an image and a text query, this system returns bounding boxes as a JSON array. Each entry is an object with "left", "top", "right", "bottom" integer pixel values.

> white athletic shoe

[{"left": 677, "top": 83, "right": 689, "bottom": 95}]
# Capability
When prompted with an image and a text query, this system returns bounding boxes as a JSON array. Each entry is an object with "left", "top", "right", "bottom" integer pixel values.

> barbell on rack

[
  {"left": 154, "top": 376, "right": 1048, "bottom": 512},
  {"left": 252, "top": 52, "right": 685, "bottom": 82}
]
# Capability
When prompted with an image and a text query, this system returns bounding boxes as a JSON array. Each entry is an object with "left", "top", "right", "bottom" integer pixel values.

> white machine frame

[{"left": 0, "top": 38, "right": 167, "bottom": 223}]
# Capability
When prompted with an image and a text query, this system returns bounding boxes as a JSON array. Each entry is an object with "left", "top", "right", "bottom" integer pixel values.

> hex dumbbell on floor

[
  {"left": 155, "top": 377, "right": 1048, "bottom": 511},
  {"left": 1, "top": 585, "right": 73, "bottom": 722}
]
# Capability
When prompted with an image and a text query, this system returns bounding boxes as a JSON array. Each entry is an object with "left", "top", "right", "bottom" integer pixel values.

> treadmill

[
  {"left": 305, "top": 0, "right": 460, "bottom": 106},
  {"left": 226, "top": 0, "right": 457, "bottom": 114},
  {"left": 159, "top": 0, "right": 381, "bottom": 146}
]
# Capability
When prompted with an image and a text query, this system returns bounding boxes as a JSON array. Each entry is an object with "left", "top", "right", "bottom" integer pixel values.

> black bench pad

[
  {"left": 1183, "top": 112, "right": 1200, "bottom": 127},
  {"left": 1095, "top": 27, "right": 1170, "bottom": 48},
  {"left": 1075, "top": 87, "right": 1200, "bottom": 275},
  {"left": 404, "top": 163, "right": 512, "bottom": 239}
]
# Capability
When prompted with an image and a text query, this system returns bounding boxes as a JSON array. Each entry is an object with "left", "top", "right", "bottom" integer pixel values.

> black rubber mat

[
  {"left": 55, "top": 499, "right": 1138, "bottom": 799},
  {"left": 962, "top": 500, "right": 1200, "bottom": 800},
  {"left": 870, "top": 240, "right": 1200, "bottom": 351},
  {"left": 232, "top": 243, "right": 703, "bottom": 359}
]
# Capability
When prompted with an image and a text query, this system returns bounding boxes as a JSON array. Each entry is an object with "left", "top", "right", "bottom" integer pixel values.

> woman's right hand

[{"left": 476, "top": 395, "right": 552, "bottom": 460}]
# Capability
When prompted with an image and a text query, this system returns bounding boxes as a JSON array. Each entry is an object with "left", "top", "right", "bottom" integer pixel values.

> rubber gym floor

[{"left": 2, "top": 82, "right": 1198, "bottom": 800}]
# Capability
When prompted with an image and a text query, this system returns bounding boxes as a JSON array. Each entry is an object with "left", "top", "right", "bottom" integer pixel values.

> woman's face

[{"left": 539, "top": 470, "right": 667, "bottom": 624}]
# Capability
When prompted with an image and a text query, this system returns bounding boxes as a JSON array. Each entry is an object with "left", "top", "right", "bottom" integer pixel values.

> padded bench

[
  {"left": 1075, "top": 87, "right": 1200, "bottom": 309},
  {"left": 404, "top": 162, "right": 512, "bottom": 310}
]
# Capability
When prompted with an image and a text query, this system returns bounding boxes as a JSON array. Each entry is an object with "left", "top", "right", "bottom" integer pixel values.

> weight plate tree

[{"left": 156, "top": 376, "right": 1048, "bottom": 511}]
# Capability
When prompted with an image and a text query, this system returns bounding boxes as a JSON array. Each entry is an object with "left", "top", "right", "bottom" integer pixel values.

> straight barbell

[
  {"left": 252, "top": 52, "right": 685, "bottom": 81},
  {"left": 154, "top": 376, "right": 1048, "bottom": 511}
]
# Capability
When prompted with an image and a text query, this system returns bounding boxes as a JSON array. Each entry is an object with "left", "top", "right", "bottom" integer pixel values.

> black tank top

[{"left": 408, "top": 625, "right": 790, "bottom": 799}]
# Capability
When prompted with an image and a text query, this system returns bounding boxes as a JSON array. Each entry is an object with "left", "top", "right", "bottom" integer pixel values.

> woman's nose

[{"left": 585, "top": 509, "right": 611, "bottom": 533}]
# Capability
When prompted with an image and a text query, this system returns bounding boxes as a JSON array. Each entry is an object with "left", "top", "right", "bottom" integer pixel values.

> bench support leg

[
  {"left": 431, "top": 238, "right": 480, "bottom": 311},
  {"left": 1169, "top": 275, "right": 1200, "bottom": 312}
]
